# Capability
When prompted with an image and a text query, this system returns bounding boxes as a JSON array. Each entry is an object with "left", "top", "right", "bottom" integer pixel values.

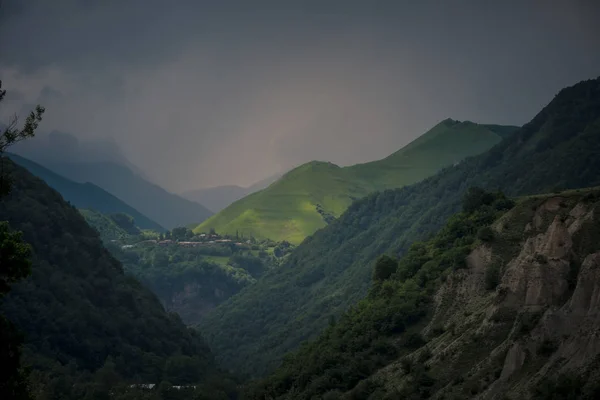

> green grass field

[{"left": 194, "top": 119, "right": 517, "bottom": 243}]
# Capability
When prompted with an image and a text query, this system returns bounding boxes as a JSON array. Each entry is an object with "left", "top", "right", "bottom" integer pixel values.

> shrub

[
  {"left": 477, "top": 226, "right": 495, "bottom": 242},
  {"left": 517, "top": 311, "right": 543, "bottom": 336},
  {"left": 532, "top": 374, "right": 583, "bottom": 399},
  {"left": 485, "top": 261, "right": 502, "bottom": 290},
  {"left": 493, "top": 197, "right": 515, "bottom": 211},
  {"left": 372, "top": 255, "right": 398, "bottom": 282},
  {"left": 537, "top": 339, "right": 558, "bottom": 356},
  {"left": 400, "top": 357, "right": 413, "bottom": 374},
  {"left": 462, "top": 187, "right": 496, "bottom": 214},
  {"left": 404, "top": 333, "right": 427, "bottom": 349},
  {"left": 431, "top": 325, "right": 445, "bottom": 336}
]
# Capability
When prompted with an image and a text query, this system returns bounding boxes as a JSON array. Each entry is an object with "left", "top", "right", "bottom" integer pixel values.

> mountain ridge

[
  {"left": 195, "top": 119, "right": 518, "bottom": 243},
  {"left": 182, "top": 173, "right": 283, "bottom": 213},
  {"left": 6, "top": 153, "right": 164, "bottom": 231},
  {"left": 42, "top": 160, "right": 213, "bottom": 229},
  {"left": 200, "top": 77, "right": 600, "bottom": 378}
]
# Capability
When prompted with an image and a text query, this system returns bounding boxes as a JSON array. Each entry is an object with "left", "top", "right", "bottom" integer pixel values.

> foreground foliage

[{"left": 0, "top": 79, "right": 45, "bottom": 400}]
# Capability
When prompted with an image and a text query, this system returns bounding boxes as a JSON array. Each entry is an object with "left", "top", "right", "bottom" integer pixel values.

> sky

[{"left": 1, "top": 0, "right": 599, "bottom": 192}]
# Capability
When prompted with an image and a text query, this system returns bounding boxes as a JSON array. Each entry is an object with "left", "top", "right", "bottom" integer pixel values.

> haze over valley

[{"left": 1, "top": 1, "right": 600, "bottom": 399}]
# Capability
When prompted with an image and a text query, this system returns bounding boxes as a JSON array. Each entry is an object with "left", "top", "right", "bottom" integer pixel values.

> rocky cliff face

[{"left": 376, "top": 189, "right": 600, "bottom": 399}]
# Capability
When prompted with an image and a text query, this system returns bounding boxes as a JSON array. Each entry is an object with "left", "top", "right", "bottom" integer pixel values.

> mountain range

[
  {"left": 182, "top": 173, "right": 282, "bottom": 213},
  {"left": 6, "top": 153, "right": 164, "bottom": 231},
  {"left": 194, "top": 120, "right": 518, "bottom": 243},
  {"left": 11, "top": 131, "right": 213, "bottom": 229},
  {"left": 41, "top": 160, "right": 213, "bottom": 229},
  {"left": 200, "top": 77, "right": 600, "bottom": 381},
  {"left": 11, "top": 130, "right": 149, "bottom": 178},
  {"left": 4, "top": 72, "right": 600, "bottom": 400}
]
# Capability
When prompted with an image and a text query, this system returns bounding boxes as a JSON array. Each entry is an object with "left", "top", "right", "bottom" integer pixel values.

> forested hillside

[
  {"left": 195, "top": 120, "right": 516, "bottom": 243},
  {"left": 0, "top": 158, "right": 238, "bottom": 399},
  {"left": 8, "top": 153, "right": 164, "bottom": 231},
  {"left": 247, "top": 188, "right": 600, "bottom": 399},
  {"left": 108, "top": 235, "right": 277, "bottom": 325},
  {"left": 201, "top": 77, "right": 600, "bottom": 377},
  {"left": 79, "top": 211, "right": 288, "bottom": 325},
  {"left": 79, "top": 209, "right": 141, "bottom": 241},
  {"left": 42, "top": 160, "right": 213, "bottom": 229}
]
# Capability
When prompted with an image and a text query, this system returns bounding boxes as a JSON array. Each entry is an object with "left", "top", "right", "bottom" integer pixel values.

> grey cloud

[
  {"left": 39, "top": 86, "right": 64, "bottom": 102},
  {"left": 1, "top": 1, "right": 599, "bottom": 192},
  {"left": 1, "top": 88, "right": 25, "bottom": 101}
]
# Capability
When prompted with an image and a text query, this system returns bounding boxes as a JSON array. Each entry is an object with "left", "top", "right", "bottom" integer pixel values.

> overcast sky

[{"left": 1, "top": 0, "right": 599, "bottom": 192}]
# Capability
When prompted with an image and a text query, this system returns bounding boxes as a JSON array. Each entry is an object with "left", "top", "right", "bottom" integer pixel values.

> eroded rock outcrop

[{"left": 379, "top": 191, "right": 600, "bottom": 399}]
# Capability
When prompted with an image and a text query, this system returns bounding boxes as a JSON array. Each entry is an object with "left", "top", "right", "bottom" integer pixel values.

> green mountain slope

[
  {"left": 195, "top": 120, "right": 517, "bottom": 243},
  {"left": 0, "top": 158, "right": 237, "bottom": 399},
  {"left": 200, "top": 77, "right": 600, "bottom": 377},
  {"left": 246, "top": 188, "right": 600, "bottom": 399},
  {"left": 79, "top": 209, "right": 138, "bottom": 241},
  {"left": 42, "top": 160, "right": 213, "bottom": 229},
  {"left": 7, "top": 153, "right": 164, "bottom": 231},
  {"left": 183, "top": 173, "right": 282, "bottom": 213}
]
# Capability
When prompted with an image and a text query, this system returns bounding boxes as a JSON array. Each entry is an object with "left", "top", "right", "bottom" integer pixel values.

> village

[{"left": 119, "top": 231, "right": 254, "bottom": 250}]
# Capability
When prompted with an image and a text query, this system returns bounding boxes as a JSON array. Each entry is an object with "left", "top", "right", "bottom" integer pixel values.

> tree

[
  {"left": 0, "top": 81, "right": 44, "bottom": 400},
  {"left": 171, "top": 227, "right": 193, "bottom": 241},
  {"left": 0, "top": 80, "right": 45, "bottom": 196},
  {"left": 0, "top": 226, "right": 33, "bottom": 400},
  {"left": 372, "top": 255, "right": 398, "bottom": 282},
  {"left": 462, "top": 187, "right": 495, "bottom": 214},
  {"left": 477, "top": 226, "right": 495, "bottom": 242},
  {"left": 109, "top": 213, "right": 140, "bottom": 235},
  {"left": 0, "top": 222, "right": 33, "bottom": 400},
  {"left": 0, "top": 223, "right": 32, "bottom": 296},
  {"left": 93, "top": 357, "right": 121, "bottom": 391}
]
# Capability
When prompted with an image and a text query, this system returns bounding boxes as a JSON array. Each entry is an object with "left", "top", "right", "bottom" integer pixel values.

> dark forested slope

[
  {"left": 7, "top": 153, "right": 164, "bottom": 231},
  {"left": 246, "top": 188, "right": 600, "bottom": 399},
  {"left": 45, "top": 160, "right": 213, "bottom": 229},
  {"left": 201, "top": 77, "right": 600, "bottom": 377},
  {"left": 0, "top": 158, "right": 237, "bottom": 399}
]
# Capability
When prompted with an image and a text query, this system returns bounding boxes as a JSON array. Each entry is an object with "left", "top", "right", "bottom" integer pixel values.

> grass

[
  {"left": 194, "top": 120, "right": 517, "bottom": 243},
  {"left": 202, "top": 255, "right": 231, "bottom": 266}
]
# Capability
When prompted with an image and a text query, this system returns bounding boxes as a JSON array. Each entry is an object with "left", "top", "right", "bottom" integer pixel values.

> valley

[
  {"left": 1, "top": 4, "right": 599, "bottom": 399},
  {"left": 2, "top": 75, "right": 599, "bottom": 400},
  {"left": 81, "top": 212, "right": 293, "bottom": 325},
  {"left": 198, "top": 77, "right": 600, "bottom": 380}
]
